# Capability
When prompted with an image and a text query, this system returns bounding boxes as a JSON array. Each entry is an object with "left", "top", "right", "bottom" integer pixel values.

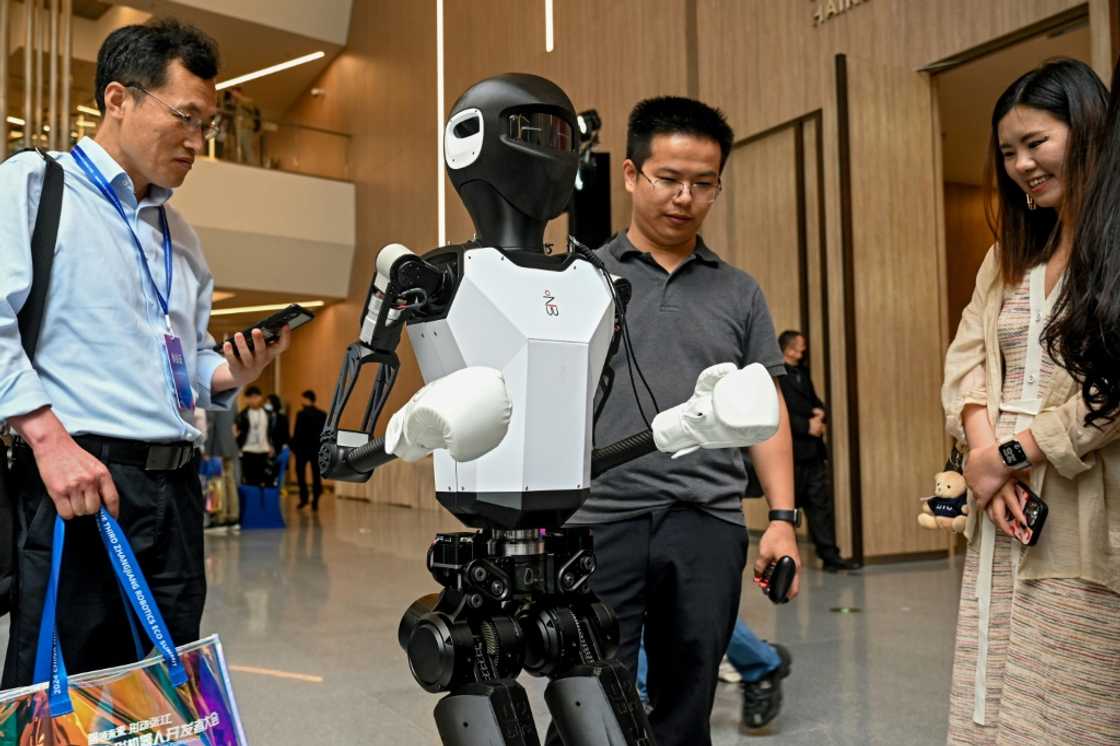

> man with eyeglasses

[
  {"left": 0, "top": 19, "right": 288, "bottom": 686},
  {"left": 563, "top": 97, "right": 801, "bottom": 745}
]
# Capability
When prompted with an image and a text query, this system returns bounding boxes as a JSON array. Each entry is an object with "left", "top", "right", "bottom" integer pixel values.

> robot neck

[{"left": 459, "top": 181, "right": 548, "bottom": 253}]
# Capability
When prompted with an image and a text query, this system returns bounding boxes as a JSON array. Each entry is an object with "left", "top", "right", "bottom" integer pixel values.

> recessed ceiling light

[{"left": 216, "top": 51, "right": 326, "bottom": 91}]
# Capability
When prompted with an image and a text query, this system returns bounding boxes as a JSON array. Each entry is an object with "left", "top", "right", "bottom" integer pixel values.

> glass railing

[
  {"left": 206, "top": 120, "right": 351, "bottom": 182},
  {"left": 4, "top": 116, "right": 351, "bottom": 182}
]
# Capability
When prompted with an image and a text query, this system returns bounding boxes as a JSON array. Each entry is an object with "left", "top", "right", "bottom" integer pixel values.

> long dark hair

[
  {"left": 1043, "top": 57, "right": 1120, "bottom": 427},
  {"left": 984, "top": 59, "right": 1108, "bottom": 286}
]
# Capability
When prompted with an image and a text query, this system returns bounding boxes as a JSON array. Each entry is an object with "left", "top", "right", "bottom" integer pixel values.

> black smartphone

[
  {"left": 761, "top": 555, "right": 796, "bottom": 605},
  {"left": 213, "top": 303, "right": 315, "bottom": 357},
  {"left": 1016, "top": 480, "right": 1048, "bottom": 547}
]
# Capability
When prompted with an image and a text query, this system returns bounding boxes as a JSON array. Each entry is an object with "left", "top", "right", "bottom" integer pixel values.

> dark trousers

[
  {"left": 1, "top": 446, "right": 206, "bottom": 688},
  {"left": 552, "top": 507, "right": 748, "bottom": 746},
  {"left": 795, "top": 458, "right": 840, "bottom": 561},
  {"left": 295, "top": 452, "right": 322, "bottom": 507},
  {"left": 240, "top": 451, "right": 271, "bottom": 486}
]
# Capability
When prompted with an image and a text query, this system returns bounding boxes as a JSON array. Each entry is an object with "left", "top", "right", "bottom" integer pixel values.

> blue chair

[{"left": 238, "top": 446, "right": 289, "bottom": 530}]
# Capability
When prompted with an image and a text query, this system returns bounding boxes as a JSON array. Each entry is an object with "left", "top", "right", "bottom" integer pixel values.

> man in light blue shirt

[{"left": 0, "top": 19, "right": 289, "bottom": 686}]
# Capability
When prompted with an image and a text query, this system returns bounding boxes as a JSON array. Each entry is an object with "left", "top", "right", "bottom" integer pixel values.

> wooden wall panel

[
  {"left": 846, "top": 56, "right": 946, "bottom": 557},
  {"left": 696, "top": 0, "right": 1092, "bottom": 142},
  {"left": 801, "top": 116, "right": 851, "bottom": 556},
  {"left": 944, "top": 182, "right": 996, "bottom": 336},
  {"left": 708, "top": 129, "right": 802, "bottom": 532},
  {"left": 719, "top": 131, "right": 802, "bottom": 332}
]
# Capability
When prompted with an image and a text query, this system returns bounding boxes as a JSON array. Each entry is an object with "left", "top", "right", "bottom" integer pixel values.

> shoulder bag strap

[{"left": 18, "top": 148, "right": 64, "bottom": 361}]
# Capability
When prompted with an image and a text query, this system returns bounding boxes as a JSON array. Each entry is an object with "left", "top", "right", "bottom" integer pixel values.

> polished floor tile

[{"left": 0, "top": 496, "right": 963, "bottom": 745}]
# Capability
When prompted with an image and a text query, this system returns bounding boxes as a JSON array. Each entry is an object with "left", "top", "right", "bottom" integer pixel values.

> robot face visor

[{"left": 506, "top": 110, "right": 574, "bottom": 153}]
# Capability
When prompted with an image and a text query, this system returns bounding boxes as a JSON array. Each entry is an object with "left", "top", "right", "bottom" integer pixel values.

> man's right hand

[
  {"left": 808, "top": 414, "right": 825, "bottom": 438},
  {"left": 9, "top": 407, "right": 119, "bottom": 520}
]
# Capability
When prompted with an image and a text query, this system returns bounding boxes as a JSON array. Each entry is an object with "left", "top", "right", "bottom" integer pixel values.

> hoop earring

[{"left": 1026, "top": 193, "right": 1037, "bottom": 210}]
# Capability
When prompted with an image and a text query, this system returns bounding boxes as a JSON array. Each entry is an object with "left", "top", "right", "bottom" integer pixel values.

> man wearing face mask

[{"left": 0, "top": 19, "right": 288, "bottom": 686}]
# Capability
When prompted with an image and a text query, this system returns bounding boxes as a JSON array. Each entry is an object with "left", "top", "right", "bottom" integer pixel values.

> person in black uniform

[
  {"left": 777, "top": 330, "right": 860, "bottom": 572},
  {"left": 291, "top": 389, "right": 327, "bottom": 510}
]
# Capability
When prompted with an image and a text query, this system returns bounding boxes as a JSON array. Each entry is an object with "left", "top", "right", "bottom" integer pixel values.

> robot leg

[
  {"left": 545, "top": 660, "right": 653, "bottom": 746},
  {"left": 434, "top": 680, "right": 540, "bottom": 746}
]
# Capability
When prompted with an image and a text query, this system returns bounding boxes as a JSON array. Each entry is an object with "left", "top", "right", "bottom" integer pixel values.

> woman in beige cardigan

[{"left": 942, "top": 59, "right": 1120, "bottom": 745}]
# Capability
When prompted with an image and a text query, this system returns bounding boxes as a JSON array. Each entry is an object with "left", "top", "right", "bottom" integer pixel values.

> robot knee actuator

[{"left": 386, "top": 367, "right": 513, "bottom": 462}]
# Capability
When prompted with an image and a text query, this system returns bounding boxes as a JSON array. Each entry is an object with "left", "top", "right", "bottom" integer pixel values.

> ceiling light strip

[
  {"left": 436, "top": 0, "right": 446, "bottom": 247},
  {"left": 210, "top": 300, "right": 325, "bottom": 317},
  {"left": 216, "top": 51, "right": 326, "bottom": 92},
  {"left": 545, "top": 0, "right": 554, "bottom": 52}
]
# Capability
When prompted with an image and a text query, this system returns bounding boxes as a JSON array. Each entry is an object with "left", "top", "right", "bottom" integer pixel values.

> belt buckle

[
  {"left": 145, "top": 446, "right": 167, "bottom": 471},
  {"left": 145, "top": 445, "right": 186, "bottom": 471}
]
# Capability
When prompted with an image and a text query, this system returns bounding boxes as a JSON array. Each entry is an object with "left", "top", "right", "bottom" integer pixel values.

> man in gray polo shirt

[{"left": 565, "top": 96, "right": 802, "bottom": 746}]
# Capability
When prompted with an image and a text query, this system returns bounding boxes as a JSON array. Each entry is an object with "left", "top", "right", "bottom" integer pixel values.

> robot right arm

[{"left": 318, "top": 243, "right": 511, "bottom": 481}]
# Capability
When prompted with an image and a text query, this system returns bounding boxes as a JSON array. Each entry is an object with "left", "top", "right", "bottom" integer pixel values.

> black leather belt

[{"left": 73, "top": 435, "right": 195, "bottom": 471}]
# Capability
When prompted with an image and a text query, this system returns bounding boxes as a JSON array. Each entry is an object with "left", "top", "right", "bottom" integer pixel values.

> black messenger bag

[{"left": 0, "top": 149, "right": 64, "bottom": 615}]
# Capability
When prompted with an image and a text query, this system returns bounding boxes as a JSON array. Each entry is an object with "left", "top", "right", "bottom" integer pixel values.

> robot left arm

[
  {"left": 652, "top": 362, "right": 779, "bottom": 458},
  {"left": 591, "top": 362, "right": 779, "bottom": 477},
  {"left": 318, "top": 243, "right": 511, "bottom": 482}
]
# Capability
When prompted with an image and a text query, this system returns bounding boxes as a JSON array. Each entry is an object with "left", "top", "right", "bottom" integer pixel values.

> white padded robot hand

[
  {"left": 653, "top": 362, "right": 779, "bottom": 459},
  {"left": 385, "top": 367, "right": 513, "bottom": 462}
]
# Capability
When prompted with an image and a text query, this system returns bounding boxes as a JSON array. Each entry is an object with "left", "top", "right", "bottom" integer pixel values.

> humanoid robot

[{"left": 319, "top": 73, "right": 780, "bottom": 746}]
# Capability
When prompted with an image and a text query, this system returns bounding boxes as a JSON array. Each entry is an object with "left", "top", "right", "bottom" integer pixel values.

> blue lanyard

[{"left": 71, "top": 144, "right": 174, "bottom": 328}]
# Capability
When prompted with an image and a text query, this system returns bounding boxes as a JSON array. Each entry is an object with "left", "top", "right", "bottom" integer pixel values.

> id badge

[{"left": 163, "top": 334, "right": 195, "bottom": 410}]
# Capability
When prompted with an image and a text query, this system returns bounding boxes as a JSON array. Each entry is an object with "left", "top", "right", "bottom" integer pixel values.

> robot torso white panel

[{"left": 407, "top": 246, "right": 615, "bottom": 528}]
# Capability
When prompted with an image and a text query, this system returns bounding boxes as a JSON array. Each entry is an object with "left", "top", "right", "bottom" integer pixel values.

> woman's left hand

[
  {"left": 965, "top": 443, "right": 1015, "bottom": 510},
  {"left": 985, "top": 480, "right": 1031, "bottom": 543}
]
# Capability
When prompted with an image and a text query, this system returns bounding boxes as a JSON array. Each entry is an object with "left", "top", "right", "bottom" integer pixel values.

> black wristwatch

[
  {"left": 768, "top": 509, "right": 801, "bottom": 528},
  {"left": 998, "top": 439, "right": 1030, "bottom": 471}
]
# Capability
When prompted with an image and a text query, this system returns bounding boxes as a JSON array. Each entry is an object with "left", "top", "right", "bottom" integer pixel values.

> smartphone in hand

[
  {"left": 1015, "top": 480, "right": 1048, "bottom": 546},
  {"left": 214, "top": 303, "right": 315, "bottom": 358}
]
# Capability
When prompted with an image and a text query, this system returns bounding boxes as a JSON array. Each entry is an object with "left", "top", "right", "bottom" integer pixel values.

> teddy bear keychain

[{"left": 918, "top": 444, "right": 968, "bottom": 533}]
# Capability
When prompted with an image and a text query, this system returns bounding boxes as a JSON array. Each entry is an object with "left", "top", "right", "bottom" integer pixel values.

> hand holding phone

[
  {"left": 756, "top": 555, "right": 796, "bottom": 604},
  {"left": 1014, "top": 481, "right": 1048, "bottom": 546},
  {"left": 214, "top": 304, "right": 315, "bottom": 358}
]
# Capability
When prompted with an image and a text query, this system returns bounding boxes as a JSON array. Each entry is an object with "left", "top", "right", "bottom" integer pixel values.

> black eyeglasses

[{"left": 129, "top": 85, "right": 222, "bottom": 141}]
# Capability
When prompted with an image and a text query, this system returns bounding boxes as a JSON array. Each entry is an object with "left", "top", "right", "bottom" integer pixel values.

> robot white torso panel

[{"left": 407, "top": 246, "right": 614, "bottom": 512}]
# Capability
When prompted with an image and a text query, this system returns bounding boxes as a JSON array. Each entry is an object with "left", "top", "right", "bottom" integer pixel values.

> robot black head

[{"left": 445, "top": 73, "right": 579, "bottom": 252}]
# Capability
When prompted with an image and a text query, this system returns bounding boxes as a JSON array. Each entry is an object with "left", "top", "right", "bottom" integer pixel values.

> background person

[
  {"left": 292, "top": 389, "right": 326, "bottom": 510},
  {"left": 237, "top": 386, "right": 274, "bottom": 487},
  {"left": 777, "top": 330, "right": 859, "bottom": 572}
]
